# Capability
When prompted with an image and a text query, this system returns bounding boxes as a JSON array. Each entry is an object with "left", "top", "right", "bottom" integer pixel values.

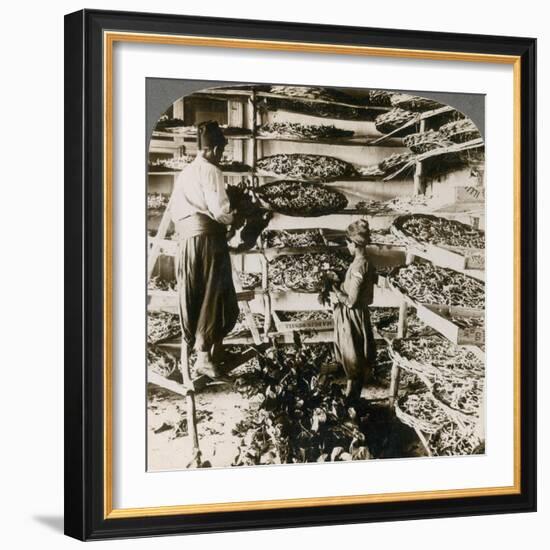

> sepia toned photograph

[
  {"left": 64, "top": 10, "right": 537, "bottom": 539},
  {"left": 146, "top": 81, "right": 486, "bottom": 471}
]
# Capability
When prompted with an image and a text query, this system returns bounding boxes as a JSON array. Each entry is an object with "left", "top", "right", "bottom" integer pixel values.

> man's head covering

[
  {"left": 346, "top": 219, "right": 371, "bottom": 246},
  {"left": 198, "top": 120, "right": 227, "bottom": 149}
]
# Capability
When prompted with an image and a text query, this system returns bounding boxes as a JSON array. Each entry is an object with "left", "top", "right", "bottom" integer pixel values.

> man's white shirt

[{"left": 170, "top": 152, "right": 233, "bottom": 225}]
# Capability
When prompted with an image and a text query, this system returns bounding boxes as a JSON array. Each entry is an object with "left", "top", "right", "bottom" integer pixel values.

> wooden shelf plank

[
  {"left": 268, "top": 286, "right": 402, "bottom": 310},
  {"left": 256, "top": 91, "right": 389, "bottom": 111},
  {"left": 148, "top": 170, "right": 254, "bottom": 177},
  {"left": 255, "top": 134, "right": 404, "bottom": 147},
  {"left": 152, "top": 130, "right": 404, "bottom": 147},
  {"left": 152, "top": 129, "right": 252, "bottom": 140},
  {"left": 190, "top": 88, "right": 390, "bottom": 112}
]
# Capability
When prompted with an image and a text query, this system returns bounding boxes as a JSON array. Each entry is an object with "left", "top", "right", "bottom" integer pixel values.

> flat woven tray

[
  {"left": 256, "top": 181, "right": 348, "bottom": 217},
  {"left": 390, "top": 342, "right": 481, "bottom": 427},
  {"left": 395, "top": 392, "right": 448, "bottom": 435}
]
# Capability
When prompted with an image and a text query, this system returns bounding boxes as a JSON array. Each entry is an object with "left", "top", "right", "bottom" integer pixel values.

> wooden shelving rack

[{"left": 147, "top": 86, "right": 486, "bottom": 461}]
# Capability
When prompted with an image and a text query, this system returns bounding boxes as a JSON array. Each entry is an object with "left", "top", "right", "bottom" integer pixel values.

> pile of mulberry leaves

[{"left": 232, "top": 338, "right": 371, "bottom": 466}]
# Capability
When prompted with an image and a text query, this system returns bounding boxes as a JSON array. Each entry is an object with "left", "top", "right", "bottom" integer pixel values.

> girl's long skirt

[
  {"left": 333, "top": 304, "right": 376, "bottom": 382},
  {"left": 176, "top": 232, "right": 239, "bottom": 349}
]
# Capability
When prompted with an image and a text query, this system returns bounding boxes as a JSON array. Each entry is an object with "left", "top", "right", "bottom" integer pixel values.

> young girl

[{"left": 331, "top": 219, "right": 378, "bottom": 399}]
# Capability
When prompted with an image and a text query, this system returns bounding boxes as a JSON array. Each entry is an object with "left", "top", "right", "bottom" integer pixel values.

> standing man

[{"left": 170, "top": 121, "right": 239, "bottom": 378}]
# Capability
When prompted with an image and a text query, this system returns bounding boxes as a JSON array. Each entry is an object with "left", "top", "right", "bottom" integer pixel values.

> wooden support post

[
  {"left": 228, "top": 99, "right": 245, "bottom": 166},
  {"left": 172, "top": 97, "right": 184, "bottom": 120},
  {"left": 179, "top": 341, "right": 201, "bottom": 466},
  {"left": 413, "top": 161, "right": 424, "bottom": 196},
  {"left": 388, "top": 360, "right": 401, "bottom": 409},
  {"left": 263, "top": 292, "right": 272, "bottom": 341},
  {"left": 251, "top": 91, "right": 258, "bottom": 176},
  {"left": 397, "top": 298, "right": 408, "bottom": 339},
  {"left": 405, "top": 250, "right": 416, "bottom": 265},
  {"left": 413, "top": 120, "right": 426, "bottom": 195},
  {"left": 259, "top": 254, "right": 270, "bottom": 341},
  {"left": 260, "top": 253, "right": 268, "bottom": 290},
  {"left": 389, "top": 297, "right": 409, "bottom": 408}
]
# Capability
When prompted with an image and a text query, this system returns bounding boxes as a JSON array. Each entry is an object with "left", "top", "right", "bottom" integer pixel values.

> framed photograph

[{"left": 64, "top": 9, "right": 536, "bottom": 540}]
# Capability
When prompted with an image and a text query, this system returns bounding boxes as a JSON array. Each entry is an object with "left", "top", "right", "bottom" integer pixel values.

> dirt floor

[
  {"left": 147, "top": 358, "right": 426, "bottom": 471},
  {"left": 147, "top": 382, "right": 254, "bottom": 471}
]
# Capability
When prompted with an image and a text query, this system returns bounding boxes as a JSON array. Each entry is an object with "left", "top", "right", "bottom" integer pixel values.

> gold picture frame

[{"left": 65, "top": 9, "right": 536, "bottom": 540}]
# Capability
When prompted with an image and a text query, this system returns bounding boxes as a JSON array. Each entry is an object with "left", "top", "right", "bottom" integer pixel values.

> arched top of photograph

[{"left": 148, "top": 84, "right": 484, "bottom": 192}]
